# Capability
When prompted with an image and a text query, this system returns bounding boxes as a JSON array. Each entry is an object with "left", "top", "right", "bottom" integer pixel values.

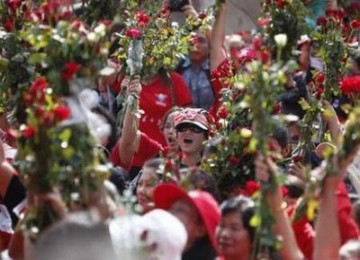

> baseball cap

[
  {"left": 174, "top": 108, "right": 209, "bottom": 131},
  {"left": 153, "top": 183, "right": 220, "bottom": 251}
]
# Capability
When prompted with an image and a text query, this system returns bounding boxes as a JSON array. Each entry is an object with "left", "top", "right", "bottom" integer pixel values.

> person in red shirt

[
  {"left": 109, "top": 77, "right": 183, "bottom": 179},
  {"left": 137, "top": 70, "right": 192, "bottom": 146}
]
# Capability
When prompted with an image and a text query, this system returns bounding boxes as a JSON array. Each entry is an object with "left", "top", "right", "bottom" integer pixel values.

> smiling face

[
  {"left": 136, "top": 167, "right": 159, "bottom": 213},
  {"left": 176, "top": 123, "right": 207, "bottom": 155},
  {"left": 216, "top": 212, "right": 251, "bottom": 259},
  {"left": 162, "top": 110, "right": 180, "bottom": 152}
]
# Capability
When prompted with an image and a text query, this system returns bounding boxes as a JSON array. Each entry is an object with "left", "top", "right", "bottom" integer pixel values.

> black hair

[
  {"left": 130, "top": 158, "right": 165, "bottom": 194},
  {"left": 272, "top": 125, "right": 289, "bottom": 148},
  {"left": 189, "top": 170, "right": 221, "bottom": 203},
  {"left": 220, "top": 196, "right": 255, "bottom": 242}
]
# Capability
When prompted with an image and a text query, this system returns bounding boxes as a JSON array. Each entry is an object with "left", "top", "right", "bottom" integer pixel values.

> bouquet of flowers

[{"left": 258, "top": 0, "right": 309, "bottom": 61}]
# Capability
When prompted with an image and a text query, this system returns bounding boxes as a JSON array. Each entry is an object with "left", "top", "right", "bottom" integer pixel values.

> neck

[{"left": 182, "top": 152, "right": 202, "bottom": 167}]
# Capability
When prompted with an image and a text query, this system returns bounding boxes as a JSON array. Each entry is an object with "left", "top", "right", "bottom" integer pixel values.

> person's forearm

[
  {"left": 210, "top": 2, "right": 227, "bottom": 70},
  {"left": 119, "top": 100, "right": 139, "bottom": 166},
  {"left": 271, "top": 199, "right": 304, "bottom": 259},
  {"left": 313, "top": 177, "right": 341, "bottom": 259}
]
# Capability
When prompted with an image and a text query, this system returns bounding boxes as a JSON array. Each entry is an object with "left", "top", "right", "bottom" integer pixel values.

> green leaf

[
  {"left": 59, "top": 129, "right": 72, "bottom": 143},
  {"left": 250, "top": 214, "right": 261, "bottom": 227},
  {"left": 28, "top": 53, "right": 46, "bottom": 65},
  {"left": 298, "top": 98, "right": 311, "bottom": 111}
]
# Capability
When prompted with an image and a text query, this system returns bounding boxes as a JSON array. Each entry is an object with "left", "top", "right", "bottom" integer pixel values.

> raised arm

[
  {"left": 117, "top": 77, "right": 142, "bottom": 167},
  {"left": 313, "top": 173, "right": 341, "bottom": 259},
  {"left": 210, "top": 1, "right": 227, "bottom": 71},
  {"left": 255, "top": 156, "right": 304, "bottom": 260}
]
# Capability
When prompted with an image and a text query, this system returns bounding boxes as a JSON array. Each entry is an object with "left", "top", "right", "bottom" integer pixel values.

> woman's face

[
  {"left": 216, "top": 212, "right": 251, "bottom": 259},
  {"left": 162, "top": 111, "right": 179, "bottom": 152},
  {"left": 136, "top": 167, "right": 159, "bottom": 213},
  {"left": 177, "top": 124, "right": 207, "bottom": 155}
]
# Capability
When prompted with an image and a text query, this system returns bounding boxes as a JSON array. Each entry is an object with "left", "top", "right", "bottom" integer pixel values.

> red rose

[
  {"left": 275, "top": 0, "right": 286, "bottom": 8},
  {"left": 217, "top": 106, "right": 229, "bottom": 119},
  {"left": 42, "top": 0, "right": 60, "bottom": 13},
  {"left": 29, "top": 77, "right": 48, "bottom": 99},
  {"left": 281, "top": 186, "right": 289, "bottom": 197},
  {"left": 252, "top": 36, "right": 262, "bottom": 50},
  {"left": 61, "top": 62, "right": 81, "bottom": 81},
  {"left": 34, "top": 107, "right": 44, "bottom": 117},
  {"left": 5, "top": 0, "right": 22, "bottom": 13},
  {"left": 351, "top": 20, "right": 360, "bottom": 30},
  {"left": 316, "top": 16, "right": 327, "bottom": 27},
  {"left": 125, "top": 28, "right": 141, "bottom": 38},
  {"left": 229, "top": 156, "right": 240, "bottom": 166},
  {"left": 242, "top": 181, "right": 260, "bottom": 197},
  {"left": 292, "top": 155, "right": 302, "bottom": 163},
  {"left": 259, "top": 50, "right": 271, "bottom": 64},
  {"left": 315, "top": 86, "right": 324, "bottom": 99},
  {"left": 314, "top": 72, "right": 325, "bottom": 85},
  {"left": 165, "top": 159, "right": 173, "bottom": 170},
  {"left": 340, "top": 76, "right": 360, "bottom": 95},
  {"left": 272, "top": 101, "right": 281, "bottom": 114},
  {"left": 54, "top": 105, "right": 71, "bottom": 121},
  {"left": 41, "top": 112, "right": 55, "bottom": 127},
  {"left": 136, "top": 11, "right": 150, "bottom": 27},
  {"left": 198, "top": 12, "right": 207, "bottom": 20},
  {"left": 350, "top": 2, "right": 360, "bottom": 11},
  {"left": 3, "top": 17, "right": 14, "bottom": 32},
  {"left": 23, "top": 125, "right": 36, "bottom": 139}
]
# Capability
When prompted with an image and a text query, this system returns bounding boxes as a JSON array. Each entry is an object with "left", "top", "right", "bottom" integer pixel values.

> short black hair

[{"left": 220, "top": 196, "right": 255, "bottom": 241}]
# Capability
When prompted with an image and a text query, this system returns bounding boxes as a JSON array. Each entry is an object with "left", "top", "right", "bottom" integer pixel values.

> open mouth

[
  {"left": 167, "top": 137, "right": 176, "bottom": 145},
  {"left": 183, "top": 137, "right": 193, "bottom": 144}
]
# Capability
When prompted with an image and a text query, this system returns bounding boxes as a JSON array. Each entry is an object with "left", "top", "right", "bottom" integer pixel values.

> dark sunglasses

[{"left": 177, "top": 124, "right": 204, "bottom": 134}]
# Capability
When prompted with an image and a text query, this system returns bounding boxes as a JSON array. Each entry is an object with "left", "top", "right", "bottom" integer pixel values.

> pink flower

[
  {"left": 257, "top": 17, "right": 269, "bottom": 27},
  {"left": 125, "top": 28, "right": 141, "bottom": 38}
]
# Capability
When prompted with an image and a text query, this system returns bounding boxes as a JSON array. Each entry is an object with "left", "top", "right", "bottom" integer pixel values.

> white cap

[
  {"left": 141, "top": 209, "right": 187, "bottom": 260},
  {"left": 109, "top": 209, "right": 187, "bottom": 260}
]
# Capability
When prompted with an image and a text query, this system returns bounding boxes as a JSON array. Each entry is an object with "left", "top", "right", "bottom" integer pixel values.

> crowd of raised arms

[{"left": 2, "top": 0, "right": 360, "bottom": 259}]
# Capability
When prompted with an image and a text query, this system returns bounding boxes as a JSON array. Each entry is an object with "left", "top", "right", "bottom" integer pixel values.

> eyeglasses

[{"left": 177, "top": 124, "right": 204, "bottom": 134}]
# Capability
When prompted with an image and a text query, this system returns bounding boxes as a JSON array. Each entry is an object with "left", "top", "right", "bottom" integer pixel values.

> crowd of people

[{"left": 2, "top": 0, "right": 360, "bottom": 259}]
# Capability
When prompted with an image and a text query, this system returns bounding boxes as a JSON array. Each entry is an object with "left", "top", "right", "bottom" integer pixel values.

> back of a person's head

[{"left": 35, "top": 211, "right": 116, "bottom": 260}]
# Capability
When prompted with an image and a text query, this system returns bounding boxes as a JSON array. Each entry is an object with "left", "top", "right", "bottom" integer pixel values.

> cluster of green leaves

[
  {"left": 21, "top": 20, "right": 111, "bottom": 96},
  {"left": 260, "top": 0, "right": 309, "bottom": 61},
  {"left": 312, "top": 19, "right": 349, "bottom": 100}
]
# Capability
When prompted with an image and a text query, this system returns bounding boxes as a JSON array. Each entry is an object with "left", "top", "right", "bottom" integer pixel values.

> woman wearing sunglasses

[{"left": 174, "top": 108, "right": 211, "bottom": 168}]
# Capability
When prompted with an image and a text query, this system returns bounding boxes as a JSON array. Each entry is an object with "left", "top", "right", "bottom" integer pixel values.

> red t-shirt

[
  {"left": 209, "top": 59, "right": 235, "bottom": 119},
  {"left": 110, "top": 132, "right": 162, "bottom": 170},
  {"left": 138, "top": 72, "right": 192, "bottom": 146}
]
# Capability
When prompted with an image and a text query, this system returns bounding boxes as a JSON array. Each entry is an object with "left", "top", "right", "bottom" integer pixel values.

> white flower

[
  {"left": 274, "top": 34, "right": 288, "bottom": 48},
  {"left": 94, "top": 23, "right": 106, "bottom": 37},
  {"left": 87, "top": 32, "right": 97, "bottom": 42}
]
